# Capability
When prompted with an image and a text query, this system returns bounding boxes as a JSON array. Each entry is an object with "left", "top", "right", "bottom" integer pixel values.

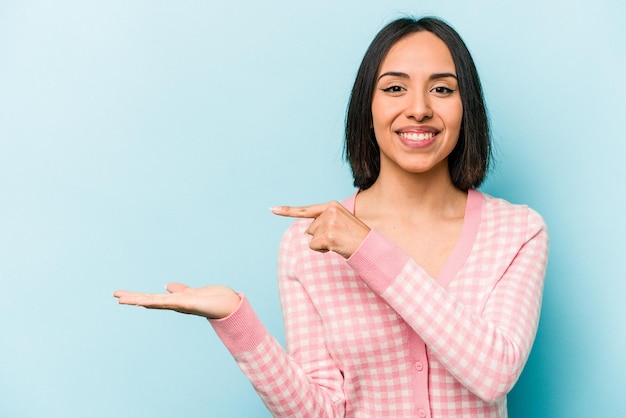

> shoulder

[
  {"left": 477, "top": 190, "right": 547, "bottom": 242},
  {"left": 280, "top": 217, "right": 312, "bottom": 248}
]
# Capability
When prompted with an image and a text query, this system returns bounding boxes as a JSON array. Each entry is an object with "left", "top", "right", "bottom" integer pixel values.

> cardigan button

[
  {"left": 418, "top": 408, "right": 427, "bottom": 417},
  {"left": 414, "top": 361, "right": 424, "bottom": 371}
]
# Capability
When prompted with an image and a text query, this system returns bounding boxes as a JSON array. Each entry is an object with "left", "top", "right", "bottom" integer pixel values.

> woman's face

[{"left": 371, "top": 31, "right": 463, "bottom": 181}]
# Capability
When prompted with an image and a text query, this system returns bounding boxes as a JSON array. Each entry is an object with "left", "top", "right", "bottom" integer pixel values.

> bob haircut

[{"left": 345, "top": 16, "right": 491, "bottom": 191}]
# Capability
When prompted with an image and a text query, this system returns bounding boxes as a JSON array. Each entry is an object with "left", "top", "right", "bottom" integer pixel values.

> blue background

[{"left": 1, "top": 1, "right": 624, "bottom": 417}]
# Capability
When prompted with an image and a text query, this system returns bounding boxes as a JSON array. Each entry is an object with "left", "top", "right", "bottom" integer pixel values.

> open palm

[{"left": 113, "top": 282, "right": 241, "bottom": 319}]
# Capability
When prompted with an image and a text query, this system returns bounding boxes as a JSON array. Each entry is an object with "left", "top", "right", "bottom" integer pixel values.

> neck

[{"left": 356, "top": 164, "right": 467, "bottom": 221}]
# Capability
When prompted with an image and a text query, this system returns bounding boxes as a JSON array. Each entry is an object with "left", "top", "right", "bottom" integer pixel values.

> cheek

[
  {"left": 456, "top": 103, "right": 463, "bottom": 128},
  {"left": 446, "top": 101, "right": 463, "bottom": 132},
  {"left": 370, "top": 105, "right": 387, "bottom": 135},
  {"left": 371, "top": 99, "right": 397, "bottom": 130}
]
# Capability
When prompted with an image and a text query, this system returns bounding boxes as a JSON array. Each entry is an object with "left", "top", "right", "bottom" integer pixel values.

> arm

[
  {"left": 114, "top": 226, "right": 346, "bottom": 418},
  {"left": 347, "top": 209, "right": 548, "bottom": 402},
  {"left": 209, "top": 296, "right": 345, "bottom": 417},
  {"left": 210, "top": 224, "right": 345, "bottom": 417}
]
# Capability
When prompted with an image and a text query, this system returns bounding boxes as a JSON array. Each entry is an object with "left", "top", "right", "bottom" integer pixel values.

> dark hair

[{"left": 345, "top": 16, "right": 491, "bottom": 191}]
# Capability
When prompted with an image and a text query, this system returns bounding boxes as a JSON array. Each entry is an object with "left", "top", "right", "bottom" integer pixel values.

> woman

[{"left": 115, "top": 16, "right": 548, "bottom": 418}]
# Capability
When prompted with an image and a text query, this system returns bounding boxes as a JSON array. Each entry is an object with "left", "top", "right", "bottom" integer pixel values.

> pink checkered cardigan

[{"left": 210, "top": 190, "right": 548, "bottom": 417}]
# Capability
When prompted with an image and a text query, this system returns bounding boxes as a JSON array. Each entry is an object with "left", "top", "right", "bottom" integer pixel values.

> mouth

[{"left": 398, "top": 131, "right": 437, "bottom": 142}]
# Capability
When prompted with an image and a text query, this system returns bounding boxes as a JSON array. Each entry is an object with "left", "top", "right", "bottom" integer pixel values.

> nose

[{"left": 405, "top": 91, "right": 433, "bottom": 121}]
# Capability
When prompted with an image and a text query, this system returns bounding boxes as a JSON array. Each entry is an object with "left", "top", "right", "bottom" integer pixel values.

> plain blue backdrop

[{"left": 1, "top": 1, "right": 624, "bottom": 417}]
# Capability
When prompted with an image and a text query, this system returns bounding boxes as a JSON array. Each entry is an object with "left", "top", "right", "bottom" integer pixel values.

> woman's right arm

[
  {"left": 210, "top": 223, "right": 345, "bottom": 417},
  {"left": 114, "top": 224, "right": 346, "bottom": 418}
]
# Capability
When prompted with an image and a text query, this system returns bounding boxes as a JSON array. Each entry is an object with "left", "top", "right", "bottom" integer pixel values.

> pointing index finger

[{"left": 271, "top": 203, "right": 327, "bottom": 219}]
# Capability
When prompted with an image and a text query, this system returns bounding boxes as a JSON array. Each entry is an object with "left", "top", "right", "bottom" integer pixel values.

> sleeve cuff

[
  {"left": 347, "top": 229, "right": 410, "bottom": 295},
  {"left": 208, "top": 293, "right": 268, "bottom": 356}
]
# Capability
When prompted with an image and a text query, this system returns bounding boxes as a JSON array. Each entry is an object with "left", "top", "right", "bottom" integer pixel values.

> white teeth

[{"left": 399, "top": 132, "right": 435, "bottom": 141}]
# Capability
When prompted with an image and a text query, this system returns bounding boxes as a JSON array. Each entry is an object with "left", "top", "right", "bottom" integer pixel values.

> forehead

[{"left": 379, "top": 31, "right": 456, "bottom": 74}]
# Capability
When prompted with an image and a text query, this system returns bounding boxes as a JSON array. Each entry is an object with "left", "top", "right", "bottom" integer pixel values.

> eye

[
  {"left": 431, "top": 86, "right": 455, "bottom": 95},
  {"left": 381, "top": 85, "right": 405, "bottom": 93}
]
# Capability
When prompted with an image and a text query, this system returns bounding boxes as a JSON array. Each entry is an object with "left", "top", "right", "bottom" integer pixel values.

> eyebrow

[{"left": 377, "top": 71, "right": 458, "bottom": 81}]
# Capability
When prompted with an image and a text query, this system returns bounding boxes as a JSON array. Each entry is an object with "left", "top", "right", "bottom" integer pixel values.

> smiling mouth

[{"left": 398, "top": 132, "right": 436, "bottom": 141}]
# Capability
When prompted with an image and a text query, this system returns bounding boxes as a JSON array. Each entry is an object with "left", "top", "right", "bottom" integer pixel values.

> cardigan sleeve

[
  {"left": 209, "top": 223, "right": 345, "bottom": 418},
  {"left": 347, "top": 206, "right": 549, "bottom": 403}
]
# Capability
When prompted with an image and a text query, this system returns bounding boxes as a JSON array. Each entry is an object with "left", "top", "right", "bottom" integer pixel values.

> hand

[
  {"left": 272, "top": 201, "right": 370, "bottom": 258},
  {"left": 113, "top": 283, "right": 241, "bottom": 319}
]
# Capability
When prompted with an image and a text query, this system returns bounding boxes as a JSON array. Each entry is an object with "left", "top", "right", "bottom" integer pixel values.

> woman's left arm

[{"left": 347, "top": 209, "right": 548, "bottom": 402}]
